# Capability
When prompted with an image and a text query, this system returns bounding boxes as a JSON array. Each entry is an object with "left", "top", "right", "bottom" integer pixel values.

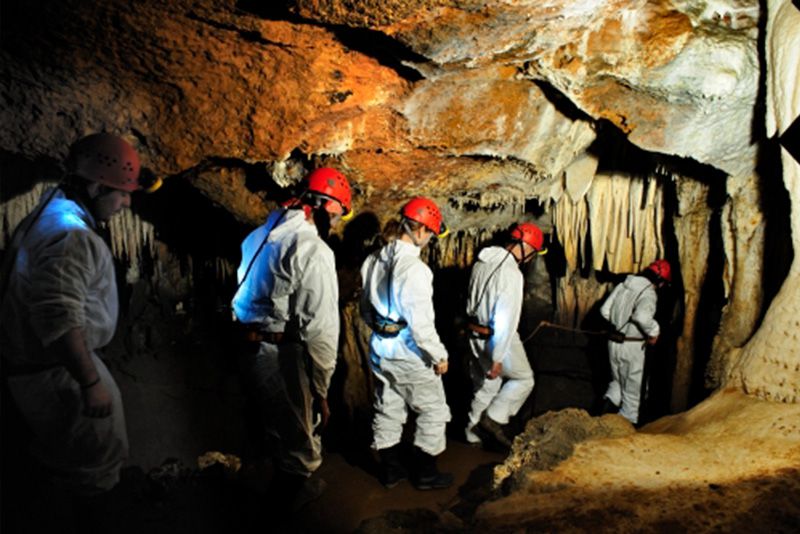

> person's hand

[
  {"left": 81, "top": 381, "right": 113, "bottom": 418},
  {"left": 434, "top": 361, "right": 449, "bottom": 375},
  {"left": 313, "top": 395, "right": 330, "bottom": 432},
  {"left": 486, "top": 361, "right": 503, "bottom": 379},
  {"left": 646, "top": 335, "right": 659, "bottom": 346}
]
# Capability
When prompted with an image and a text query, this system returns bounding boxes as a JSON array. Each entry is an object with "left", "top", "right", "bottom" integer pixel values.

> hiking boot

[
  {"left": 478, "top": 413, "right": 512, "bottom": 448},
  {"left": 412, "top": 448, "right": 453, "bottom": 491},
  {"left": 378, "top": 445, "right": 408, "bottom": 489}
]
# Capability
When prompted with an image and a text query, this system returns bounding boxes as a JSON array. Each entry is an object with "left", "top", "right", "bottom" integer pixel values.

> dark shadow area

[
  {"left": 450, "top": 462, "right": 503, "bottom": 520},
  {"left": 779, "top": 114, "right": 800, "bottom": 166},
  {"left": 524, "top": 328, "right": 597, "bottom": 419},
  {"left": 0, "top": 151, "right": 62, "bottom": 202},
  {"left": 757, "top": 140, "right": 794, "bottom": 322},
  {"left": 236, "top": 0, "right": 426, "bottom": 82},
  {"left": 532, "top": 79, "right": 594, "bottom": 123}
]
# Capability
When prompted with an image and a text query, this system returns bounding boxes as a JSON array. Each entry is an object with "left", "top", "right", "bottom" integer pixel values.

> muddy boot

[
  {"left": 478, "top": 413, "right": 512, "bottom": 448},
  {"left": 412, "top": 448, "right": 453, "bottom": 490},
  {"left": 378, "top": 444, "right": 408, "bottom": 489}
]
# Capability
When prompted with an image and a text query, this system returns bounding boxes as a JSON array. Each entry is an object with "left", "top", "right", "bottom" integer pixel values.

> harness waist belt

[
  {"left": 370, "top": 306, "right": 407, "bottom": 338},
  {"left": 466, "top": 316, "right": 493, "bottom": 340},
  {"left": 236, "top": 322, "right": 286, "bottom": 345}
]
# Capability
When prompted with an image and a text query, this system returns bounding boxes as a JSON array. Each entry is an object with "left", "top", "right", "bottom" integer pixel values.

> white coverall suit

[
  {"left": 361, "top": 239, "right": 451, "bottom": 456},
  {"left": 600, "top": 274, "right": 660, "bottom": 424},
  {"left": 232, "top": 209, "right": 339, "bottom": 477},
  {"left": 465, "top": 247, "right": 534, "bottom": 443},
  {"left": 0, "top": 189, "right": 129, "bottom": 494}
]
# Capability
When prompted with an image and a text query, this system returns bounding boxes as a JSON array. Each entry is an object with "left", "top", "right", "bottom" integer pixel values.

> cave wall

[
  {"left": 1, "top": 0, "right": 797, "bottom": 428},
  {"left": 725, "top": 0, "right": 800, "bottom": 403}
]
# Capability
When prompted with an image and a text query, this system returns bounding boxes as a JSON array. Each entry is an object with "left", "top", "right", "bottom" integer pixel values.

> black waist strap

[
  {"left": 466, "top": 316, "right": 493, "bottom": 340},
  {"left": 234, "top": 322, "right": 293, "bottom": 345},
  {"left": 370, "top": 306, "right": 407, "bottom": 338}
]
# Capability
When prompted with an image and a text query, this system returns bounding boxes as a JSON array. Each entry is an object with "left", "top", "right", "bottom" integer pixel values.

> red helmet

[
  {"left": 647, "top": 259, "right": 672, "bottom": 283},
  {"left": 67, "top": 133, "right": 145, "bottom": 192},
  {"left": 401, "top": 197, "right": 447, "bottom": 237},
  {"left": 306, "top": 167, "right": 352, "bottom": 219},
  {"left": 510, "top": 222, "right": 544, "bottom": 251}
]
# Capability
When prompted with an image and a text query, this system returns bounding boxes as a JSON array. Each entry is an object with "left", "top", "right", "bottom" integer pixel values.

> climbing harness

[
  {"left": 367, "top": 243, "right": 408, "bottom": 338},
  {"left": 464, "top": 249, "right": 514, "bottom": 340},
  {"left": 465, "top": 240, "right": 545, "bottom": 340}
]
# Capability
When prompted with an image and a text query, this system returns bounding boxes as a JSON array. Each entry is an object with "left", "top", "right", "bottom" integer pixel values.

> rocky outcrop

[
  {"left": 478, "top": 390, "right": 800, "bottom": 532},
  {"left": 493, "top": 409, "right": 634, "bottom": 492}
]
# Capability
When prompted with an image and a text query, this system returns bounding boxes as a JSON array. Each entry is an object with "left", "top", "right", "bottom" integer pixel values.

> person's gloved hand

[
  {"left": 82, "top": 381, "right": 113, "bottom": 418},
  {"left": 486, "top": 361, "right": 503, "bottom": 379},
  {"left": 434, "top": 361, "right": 449, "bottom": 375},
  {"left": 646, "top": 335, "right": 659, "bottom": 346}
]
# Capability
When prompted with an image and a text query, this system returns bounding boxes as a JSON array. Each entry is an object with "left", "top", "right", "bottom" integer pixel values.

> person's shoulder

[
  {"left": 294, "top": 232, "right": 334, "bottom": 261},
  {"left": 398, "top": 254, "right": 431, "bottom": 279}
]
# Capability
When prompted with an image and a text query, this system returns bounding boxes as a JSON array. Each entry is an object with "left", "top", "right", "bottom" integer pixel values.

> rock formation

[{"left": 1, "top": 0, "right": 799, "bottom": 528}]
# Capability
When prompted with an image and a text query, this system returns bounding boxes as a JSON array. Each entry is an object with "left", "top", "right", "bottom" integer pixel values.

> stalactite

[
  {"left": 551, "top": 156, "right": 666, "bottom": 326},
  {"left": 587, "top": 173, "right": 664, "bottom": 273},
  {"left": 553, "top": 168, "right": 665, "bottom": 275},
  {"left": 0, "top": 182, "right": 57, "bottom": 249},
  {"left": 214, "top": 257, "right": 236, "bottom": 283},
  {"left": 552, "top": 190, "right": 589, "bottom": 273},
  {"left": 108, "top": 210, "right": 157, "bottom": 283},
  {"left": 426, "top": 226, "right": 499, "bottom": 269}
]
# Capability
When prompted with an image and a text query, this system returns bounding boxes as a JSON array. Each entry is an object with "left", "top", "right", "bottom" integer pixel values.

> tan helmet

[{"left": 66, "top": 133, "right": 159, "bottom": 192}]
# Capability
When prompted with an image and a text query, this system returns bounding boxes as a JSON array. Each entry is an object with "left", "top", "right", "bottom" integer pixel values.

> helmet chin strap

[
  {"left": 401, "top": 219, "right": 424, "bottom": 247},
  {"left": 516, "top": 242, "right": 538, "bottom": 264}
]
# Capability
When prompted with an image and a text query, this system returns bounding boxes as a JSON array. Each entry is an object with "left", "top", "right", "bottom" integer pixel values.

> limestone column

[{"left": 727, "top": 0, "right": 800, "bottom": 402}]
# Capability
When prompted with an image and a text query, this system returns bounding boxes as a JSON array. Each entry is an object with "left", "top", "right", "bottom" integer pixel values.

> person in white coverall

[
  {"left": 0, "top": 134, "right": 159, "bottom": 510},
  {"left": 231, "top": 167, "right": 352, "bottom": 509},
  {"left": 600, "top": 259, "right": 671, "bottom": 425},
  {"left": 361, "top": 196, "right": 453, "bottom": 490},
  {"left": 465, "top": 223, "right": 545, "bottom": 448}
]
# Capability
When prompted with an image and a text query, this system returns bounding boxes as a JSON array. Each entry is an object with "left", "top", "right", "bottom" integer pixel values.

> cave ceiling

[{"left": 0, "top": 0, "right": 759, "bottom": 230}]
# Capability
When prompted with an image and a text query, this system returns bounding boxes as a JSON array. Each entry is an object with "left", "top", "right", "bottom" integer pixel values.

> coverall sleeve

[
  {"left": 398, "top": 261, "right": 448, "bottom": 364},
  {"left": 28, "top": 230, "right": 98, "bottom": 347},
  {"left": 599, "top": 285, "right": 620, "bottom": 322},
  {"left": 631, "top": 287, "right": 660, "bottom": 338},
  {"left": 295, "top": 242, "right": 340, "bottom": 398},
  {"left": 358, "top": 256, "right": 374, "bottom": 327},
  {"left": 489, "top": 268, "right": 523, "bottom": 363}
]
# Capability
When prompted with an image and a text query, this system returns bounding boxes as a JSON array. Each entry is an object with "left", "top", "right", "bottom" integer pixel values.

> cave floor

[{"left": 2, "top": 437, "right": 504, "bottom": 534}]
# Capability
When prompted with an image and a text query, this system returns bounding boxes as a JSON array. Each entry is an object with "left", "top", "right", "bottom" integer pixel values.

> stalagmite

[
  {"left": 672, "top": 178, "right": 712, "bottom": 412},
  {"left": 707, "top": 173, "right": 765, "bottom": 388}
]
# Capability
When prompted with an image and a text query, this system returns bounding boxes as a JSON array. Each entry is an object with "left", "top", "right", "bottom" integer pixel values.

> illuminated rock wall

[{"left": 1, "top": 0, "right": 796, "bottom": 409}]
